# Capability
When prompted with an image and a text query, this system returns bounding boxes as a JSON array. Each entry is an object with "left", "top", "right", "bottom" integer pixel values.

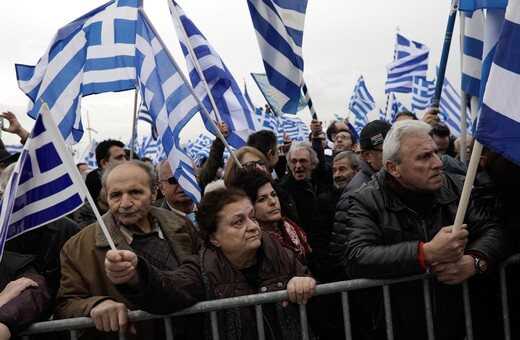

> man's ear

[
  {"left": 209, "top": 233, "right": 220, "bottom": 247},
  {"left": 386, "top": 160, "right": 399, "bottom": 178},
  {"left": 100, "top": 159, "right": 108, "bottom": 168}
]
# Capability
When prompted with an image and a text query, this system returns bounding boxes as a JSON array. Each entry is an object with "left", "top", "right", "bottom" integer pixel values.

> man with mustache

[{"left": 342, "top": 120, "right": 508, "bottom": 340}]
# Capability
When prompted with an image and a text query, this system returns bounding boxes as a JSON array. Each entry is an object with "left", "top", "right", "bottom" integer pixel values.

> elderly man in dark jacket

[{"left": 343, "top": 120, "right": 509, "bottom": 340}]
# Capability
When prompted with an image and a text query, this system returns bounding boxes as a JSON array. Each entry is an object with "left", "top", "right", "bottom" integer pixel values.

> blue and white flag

[
  {"left": 125, "top": 124, "right": 141, "bottom": 159},
  {"left": 440, "top": 76, "right": 472, "bottom": 138},
  {"left": 255, "top": 108, "right": 280, "bottom": 133},
  {"left": 461, "top": 10, "right": 485, "bottom": 98},
  {"left": 3, "top": 144, "right": 24, "bottom": 155},
  {"left": 250, "top": 72, "right": 308, "bottom": 116},
  {"left": 460, "top": 0, "right": 508, "bottom": 11},
  {"left": 411, "top": 76, "right": 435, "bottom": 110},
  {"left": 280, "top": 115, "right": 309, "bottom": 141},
  {"left": 378, "top": 109, "right": 388, "bottom": 122},
  {"left": 78, "top": 139, "right": 98, "bottom": 169},
  {"left": 244, "top": 82, "right": 255, "bottom": 110},
  {"left": 385, "top": 34, "right": 429, "bottom": 93},
  {"left": 137, "top": 102, "right": 159, "bottom": 140},
  {"left": 348, "top": 75, "right": 376, "bottom": 120},
  {"left": 247, "top": 0, "right": 308, "bottom": 114},
  {"left": 169, "top": 0, "right": 261, "bottom": 149},
  {"left": 389, "top": 93, "right": 410, "bottom": 122},
  {"left": 187, "top": 134, "right": 213, "bottom": 160},
  {"left": 0, "top": 106, "right": 85, "bottom": 259},
  {"left": 16, "top": 0, "right": 140, "bottom": 144},
  {"left": 140, "top": 135, "right": 165, "bottom": 164},
  {"left": 135, "top": 11, "right": 201, "bottom": 203},
  {"left": 476, "top": 0, "right": 520, "bottom": 165}
]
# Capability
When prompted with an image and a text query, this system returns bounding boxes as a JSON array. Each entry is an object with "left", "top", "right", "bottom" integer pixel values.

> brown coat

[{"left": 54, "top": 206, "right": 201, "bottom": 339}]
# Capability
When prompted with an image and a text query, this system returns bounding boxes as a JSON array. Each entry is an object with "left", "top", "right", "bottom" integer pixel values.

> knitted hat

[{"left": 359, "top": 120, "right": 392, "bottom": 150}]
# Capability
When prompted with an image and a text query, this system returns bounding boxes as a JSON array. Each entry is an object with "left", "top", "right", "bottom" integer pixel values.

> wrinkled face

[
  {"left": 333, "top": 131, "right": 353, "bottom": 152},
  {"left": 389, "top": 133, "right": 443, "bottom": 193},
  {"left": 253, "top": 183, "right": 281, "bottom": 225},
  {"left": 159, "top": 162, "right": 192, "bottom": 206},
  {"left": 106, "top": 164, "right": 156, "bottom": 228},
  {"left": 288, "top": 149, "right": 315, "bottom": 182},
  {"left": 333, "top": 158, "right": 357, "bottom": 190},
  {"left": 210, "top": 198, "right": 261, "bottom": 261},
  {"left": 240, "top": 152, "right": 268, "bottom": 173},
  {"left": 362, "top": 144, "right": 384, "bottom": 172}
]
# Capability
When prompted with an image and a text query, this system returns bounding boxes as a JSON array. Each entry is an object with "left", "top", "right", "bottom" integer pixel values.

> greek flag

[
  {"left": 4, "top": 145, "right": 24, "bottom": 155},
  {"left": 411, "top": 76, "right": 435, "bottom": 110},
  {"left": 251, "top": 72, "right": 308, "bottom": 116},
  {"left": 244, "top": 82, "right": 255, "bottom": 110},
  {"left": 247, "top": 0, "right": 308, "bottom": 114},
  {"left": 460, "top": 0, "right": 508, "bottom": 11},
  {"left": 0, "top": 106, "right": 85, "bottom": 259},
  {"left": 379, "top": 109, "right": 388, "bottom": 122},
  {"left": 187, "top": 134, "right": 213, "bottom": 160},
  {"left": 390, "top": 93, "right": 410, "bottom": 122},
  {"left": 16, "top": 0, "right": 140, "bottom": 144},
  {"left": 440, "top": 76, "right": 472, "bottom": 138},
  {"left": 348, "top": 76, "right": 375, "bottom": 128},
  {"left": 385, "top": 34, "right": 429, "bottom": 93},
  {"left": 137, "top": 102, "right": 158, "bottom": 140},
  {"left": 140, "top": 135, "right": 165, "bottom": 164},
  {"left": 169, "top": 0, "right": 261, "bottom": 149},
  {"left": 461, "top": 10, "right": 485, "bottom": 98},
  {"left": 135, "top": 11, "right": 201, "bottom": 203},
  {"left": 254, "top": 108, "right": 280, "bottom": 133},
  {"left": 78, "top": 140, "right": 98, "bottom": 169},
  {"left": 124, "top": 125, "right": 141, "bottom": 158},
  {"left": 476, "top": 0, "right": 520, "bottom": 165},
  {"left": 280, "top": 115, "right": 309, "bottom": 141}
]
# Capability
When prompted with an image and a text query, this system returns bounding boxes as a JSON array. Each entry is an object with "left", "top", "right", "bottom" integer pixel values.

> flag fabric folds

[
  {"left": 411, "top": 76, "right": 435, "bottom": 111},
  {"left": 255, "top": 108, "right": 280, "bottom": 133},
  {"left": 251, "top": 72, "right": 307, "bottom": 116},
  {"left": 140, "top": 135, "right": 166, "bottom": 164},
  {"left": 389, "top": 93, "right": 410, "bottom": 122},
  {"left": 137, "top": 102, "right": 159, "bottom": 139},
  {"left": 16, "top": 0, "right": 140, "bottom": 144},
  {"left": 247, "top": 0, "right": 308, "bottom": 114},
  {"left": 187, "top": 134, "right": 213, "bottom": 160},
  {"left": 279, "top": 115, "right": 309, "bottom": 141},
  {"left": 135, "top": 11, "right": 201, "bottom": 203},
  {"left": 459, "top": 0, "right": 508, "bottom": 11},
  {"left": 461, "top": 10, "right": 485, "bottom": 98},
  {"left": 385, "top": 34, "right": 430, "bottom": 93},
  {"left": 476, "top": 0, "right": 520, "bottom": 165},
  {"left": 78, "top": 140, "right": 99, "bottom": 169},
  {"left": 348, "top": 75, "right": 376, "bottom": 120},
  {"left": 0, "top": 107, "right": 85, "bottom": 259},
  {"left": 439, "top": 76, "right": 472, "bottom": 138},
  {"left": 170, "top": 0, "right": 261, "bottom": 149}
]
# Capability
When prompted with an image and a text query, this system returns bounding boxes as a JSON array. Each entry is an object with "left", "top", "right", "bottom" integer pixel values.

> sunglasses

[
  {"left": 161, "top": 176, "right": 178, "bottom": 185},
  {"left": 241, "top": 159, "right": 267, "bottom": 168}
]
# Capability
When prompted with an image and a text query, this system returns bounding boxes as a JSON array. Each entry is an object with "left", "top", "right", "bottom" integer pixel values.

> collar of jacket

[{"left": 374, "top": 170, "right": 460, "bottom": 212}]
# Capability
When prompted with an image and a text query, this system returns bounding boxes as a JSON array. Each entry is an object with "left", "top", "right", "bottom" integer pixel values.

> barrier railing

[{"left": 18, "top": 254, "right": 520, "bottom": 340}]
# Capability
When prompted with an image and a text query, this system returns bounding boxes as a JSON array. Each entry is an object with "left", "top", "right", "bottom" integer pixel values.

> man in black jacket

[{"left": 343, "top": 120, "right": 509, "bottom": 340}]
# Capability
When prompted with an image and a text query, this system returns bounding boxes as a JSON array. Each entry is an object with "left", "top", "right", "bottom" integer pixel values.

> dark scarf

[{"left": 384, "top": 172, "right": 436, "bottom": 219}]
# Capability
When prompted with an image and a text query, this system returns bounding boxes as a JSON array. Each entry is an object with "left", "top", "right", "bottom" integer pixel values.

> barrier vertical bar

[
  {"left": 255, "top": 305, "right": 266, "bottom": 339},
  {"left": 383, "top": 285, "right": 394, "bottom": 340},
  {"left": 210, "top": 311, "right": 220, "bottom": 340},
  {"left": 341, "top": 291, "right": 353, "bottom": 340},
  {"left": 299, "top": 304, "right": 310, "bottom": 340},
  {"left": 422, "top": 279, "right": 435, "bottom": 340},
  {"left": 118, "top": 333, "right": 126, "bottom": 340},
  {"left": 462, "top": 281, "right": 473, "bottom": 340},
  {"left": 164, "top": 317, "right": 174, "bottom": 340},
  {"left": 70, "top": 329, "right": 78, "bottom": 340},
  {"left": 500, "top": 266, "right": 511, "bottom": 340}
]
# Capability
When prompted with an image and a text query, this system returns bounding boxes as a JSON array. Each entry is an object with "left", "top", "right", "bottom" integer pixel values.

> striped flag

[
  {"left": 389, "top": 93, "right": 410, "bottom": 122},
  {"left": 16, "top": 0, "right": 140, "bottom": 144},
  {"left": 385, "top": 34, "right": 429, "bottom": 93},
  {"left": 135, "top": 11, "right": 201, "bottom": 204},
  {"left": 411, "top": 76, "right": 435, "bottom": 110},
  {"left": 250, "top": 72, "right": 308, "bottom": 116},
  {"left": 439, "top": 76, "right": 472, "bottom": 138},
  {"left": 254, "top": 108, "right": 280, "bottom": 133},
  {"left": 78, "top": 139, "right": 98, "bottom": 169},
  {"left": 169, "top": 0, "right": 261, "bottom": 149},
  {"left": 476, "top": 0, "right": 520, "bottom": 165},
  {"left": 244, "top": 82, "right": 255, "bottom": 110},
  {"left": 3, "top": 144, "right": 24, "bottom": 155},
  {"left": 0, "top": 105, "right": 85, "bottom": 259},
  {"left": 461, "top": 10, "right": 485, "bottom": 98},
  {"left": 459, "top": 0, "right": 508, "bottom": 11},
  {"left": 379, "top": 109, "right": 388, "bottom": 122},
  {"left": 279, "top": 115, "right": 309, "bottom": 141},
  {"left": 124, "top": 125, "right": 142, "bottom": 159},
  {"left": 348, "top": 76, "right": 375, "bottom": 132},
  {"left": 187, "top": 134, "right": 213, "bottom": 160},
  {"left": 140, "top": 135, "right": 165, "bottom": 164},
  {"left": 247, "top": 0, "right": 308, "bottom": 114},
  {"left": 137, "top": 102, "right": 159, "bottom": 140}
]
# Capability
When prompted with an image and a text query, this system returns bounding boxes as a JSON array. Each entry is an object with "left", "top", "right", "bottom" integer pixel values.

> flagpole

[
  {"left": 167, "top": 0, "right": 222, "bottom": 123},
  {"left": 139, "top": 10, "right": 241, "bottom": 168},
  {"left": 302, "top": 78, "right": 318, "bottom": 120},
  {"left": 432, "top": 0, "right": 459, "bottom": 107},
  {"left": 130, "top": 88, "right": 139, "bottom": 161},
  {"left": 459, "top": 12, "right": 468, "bottom": 165}
]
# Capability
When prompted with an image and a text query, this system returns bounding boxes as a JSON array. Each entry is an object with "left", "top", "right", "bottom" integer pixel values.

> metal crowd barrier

[{"left": 18, "top": 254, "right": 520, "bottom": 340}]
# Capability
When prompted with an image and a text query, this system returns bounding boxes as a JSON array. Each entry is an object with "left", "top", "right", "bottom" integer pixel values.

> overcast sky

[{"left": 0, "top": 0, "right": 461, "bottom": 156}]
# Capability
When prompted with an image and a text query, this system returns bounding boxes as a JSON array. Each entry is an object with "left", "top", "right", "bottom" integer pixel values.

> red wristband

[{"left": 418, "top": 242, "right": 428, "bottom": 271}]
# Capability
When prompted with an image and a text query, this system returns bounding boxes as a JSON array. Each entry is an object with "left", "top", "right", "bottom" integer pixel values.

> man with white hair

[{"left": 342, "top": 120, "right": 508, "bottom": 339}]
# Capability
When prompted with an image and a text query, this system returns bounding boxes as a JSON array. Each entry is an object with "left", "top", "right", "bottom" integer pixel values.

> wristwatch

[{"left": 473, "top": 256, "right": 488, "bottom": 275}]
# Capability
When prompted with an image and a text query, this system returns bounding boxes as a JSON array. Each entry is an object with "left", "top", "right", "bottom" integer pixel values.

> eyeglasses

[
  {"left": 333, "top": 135, "right": 351, "bottom": 142},
  {"left": 290, "top": 158, "right": 310, "bottom": 166},
  {"left": 241, "top": 159, "right": 267, "bottom": 168},
  {"left": 161, "top": 176, "right": 178, "bottom": 185}
]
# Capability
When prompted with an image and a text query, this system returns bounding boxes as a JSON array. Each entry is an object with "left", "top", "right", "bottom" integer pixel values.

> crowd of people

[{"left": 0, "top": 108, "right": 519, "bottom": 340}]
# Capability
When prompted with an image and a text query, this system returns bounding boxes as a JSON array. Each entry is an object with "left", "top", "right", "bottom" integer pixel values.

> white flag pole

[{"left": 41, "top": 102, "right": 117, "bottom": 251}]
